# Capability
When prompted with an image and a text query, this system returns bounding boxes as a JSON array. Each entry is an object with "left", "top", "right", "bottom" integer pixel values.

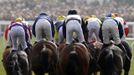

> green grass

[{"left": 0, "top": 36, "right": 134, "bottom": 75}]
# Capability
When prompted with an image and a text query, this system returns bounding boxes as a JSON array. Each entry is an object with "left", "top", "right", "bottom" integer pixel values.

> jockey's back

[{"left": 32, "top": 13, "right": 55, "bottom": 42}]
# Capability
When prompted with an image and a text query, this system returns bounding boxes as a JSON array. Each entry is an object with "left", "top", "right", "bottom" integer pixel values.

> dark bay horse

[
  {"left": 121, "top": 41, "right": 132, "bottom": 75},
  {"left": 87, "top": 42, "right": 103, "bottom": 75},
  {"left": 98, "top": 44, "right": 124, "bottom": 75},
  {"left": 58, "top": 43, "right": 90, "bottom": 75},
  {"left": 2, "top": 47, "right": 31, "bottom": 75},
  {"left": 31, "top": 40, "right": 58, "bottom": 75}
]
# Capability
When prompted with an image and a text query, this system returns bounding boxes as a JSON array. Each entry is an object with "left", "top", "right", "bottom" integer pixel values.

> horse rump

[
  {"left": 59, "top": 43, "right": 89, "bottom": 75},
  {"left": 98, "top": 45, "right": 124, "bottom": 75},
  {"left": 2, "top": 48, "right": 31, "bottom": 75},
  {"left": 65, "top": 50, "right": 79, "bottom": 75},
  {"left": 31, "top": 40, "right": 58, "bottom": 75}
]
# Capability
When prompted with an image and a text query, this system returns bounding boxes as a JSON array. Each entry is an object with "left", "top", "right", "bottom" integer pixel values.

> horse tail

[
  {"left": 105, "top": 50, "right": 114, "bottom": 66},
  {"left": 69, "top": 50, "right": 78, "bottom": 63},
  {"left": 99, "top": 49, "right": 114, "bottom": 71},
  {"left": 40, "top": 45, "right": 49, "bottom": 65},
  {"left": 66, "top": 50, "right": 79, "bottom": 75}
]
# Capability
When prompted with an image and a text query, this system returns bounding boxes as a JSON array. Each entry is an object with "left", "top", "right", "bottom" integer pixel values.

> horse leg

[
  {"left": 34, "top": 71, "right": 44, "bottom": 75},
  {"left": 124, "top": 52, "right": 131, "bottom": 75},
  {"left": 124, "top": 71, "right": 129, "bottom": 75},
  {"left": 124, "top": 59, "right": 131, "bottom": 75},
  {"left": 33, "top": 68, "right": 45, "bottom": 75},
  {"left": 94, "top": 72, "right": 98, "bottom": 75}
]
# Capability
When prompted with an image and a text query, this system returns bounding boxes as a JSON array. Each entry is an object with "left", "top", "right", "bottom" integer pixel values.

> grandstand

[{"left": 0, "top": 0, "right": 133, "bottom": 21}]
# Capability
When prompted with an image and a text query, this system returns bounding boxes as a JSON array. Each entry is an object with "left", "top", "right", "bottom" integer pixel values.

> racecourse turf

[{"left": 0, "top": 37, "right": 133, "bottom": 75}]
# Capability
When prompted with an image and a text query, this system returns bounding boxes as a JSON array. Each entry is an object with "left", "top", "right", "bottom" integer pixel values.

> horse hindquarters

[
  {"left": 65, "top": 50, "right": 79, "bottom": 75},
  {"left": 31, "top": 40, "right": 58, "bottom": 75},
  {"left": 121, "top": 41, "right": 132, "bottom": 75},
  {"left": 98, "top": 46, "right": 124, "bottom": 75},
  {"left": 59, "top": 44, "right": 89, "bottom": 75},
  {"left": 99, "top": 49, "right": 114, "bottom": 75}
]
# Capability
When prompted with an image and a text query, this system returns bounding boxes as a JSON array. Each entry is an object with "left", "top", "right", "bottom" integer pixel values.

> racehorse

[
  {"left": 87, "top": 42, "right": 103, "bottom": 75},
  {"left": 31, "top": 40, "right": 58, "bottom": 75},
  {"left": 2, "top": 47, "right": 31, "bottom": 75},
  {"left": 121, "top": 41, "right": 132, "bottom": 75},
  {"left": 98, "top": 44, "right": 124, "bottom": 75},
  {"left": 58, "top": 42, "right": 90, "bottom": 75}
]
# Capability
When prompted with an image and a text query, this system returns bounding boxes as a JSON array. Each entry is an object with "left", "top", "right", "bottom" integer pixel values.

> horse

[
  {"left": 30, "top": 40, "right": 58, "bottom": 75},
  {"left": 121, "top": 41, "right": 132, "bottom": 75},
  {"left": 2, "top": 47, "right": 31, "bottom": 75},
  {"left": 98, "top": 44, "right": 124, "bottom": 75},
  {"left": 58, "top": 42, "right": 90, "bottom": 75},
  {"left": 87, "top": 41, "right": 103, "bottom": 75}
]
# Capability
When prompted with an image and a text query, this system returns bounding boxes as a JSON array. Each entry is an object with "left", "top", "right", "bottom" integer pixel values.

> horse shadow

[{"left": 2, "top": 47, "right": 31, "bottom": 75}]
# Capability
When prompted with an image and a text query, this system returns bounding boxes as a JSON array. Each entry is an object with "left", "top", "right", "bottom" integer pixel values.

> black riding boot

[
  {"left": 6, "top": 46, "right": 11, "bottom": 49},
  {"left": 34, "top": 41, "right": 38, "bottom": 45},
  {"left": 24, "top": 48, "right": 30, "bottom": 56},
  {"left": 6, "top": 50, "right": 17, "bottom": 61},
  {"left": 82, "top": 41, "right": 89, "bottom": 49},
  {"left": 11, "top": 50, "right": 17, "bottom": 54},
  {"left": 116, "top": 43, "right": 130, "bottom": 60}
]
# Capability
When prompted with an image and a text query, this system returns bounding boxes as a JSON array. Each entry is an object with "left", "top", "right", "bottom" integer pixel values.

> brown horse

[
  {"left": 2, "top": 47, "right": 31, "bottom": 75},
  {"left": 98, "top": 44, "right": 124, "bottom": 75},
  {"left": 31, "top": 40, "right": 58, "bottom": 75},
  {"left": 58, "top": 42, "right": 90, "bottom": 75}
]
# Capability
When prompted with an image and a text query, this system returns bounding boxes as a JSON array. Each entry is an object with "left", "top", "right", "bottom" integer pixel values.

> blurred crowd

[{"left": 0, "top": 0, "right": 134, "bottom": 21}]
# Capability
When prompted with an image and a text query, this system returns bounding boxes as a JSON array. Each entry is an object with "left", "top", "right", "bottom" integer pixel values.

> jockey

[
  {"left": 55, "top": 15, "right": 66, "bottom": 45},
  {"left": 32, "top": 12, "right": 55, "bottom": 43},
  {"left": 124, "top": 22, "right": 129, "bottom": 37},
  {"left": 84, "top": 15, "right": 102, "bottom": 43},
  {"left": 114, "top": 16, "right": 127, "bottom": 41},
  {"left": 63, "top": 9, "right": 88, "bottom": 47},
  {"left": 22, "top": 20, "right": 32, "bottom": 46},
  {"left": 114, "top": 14, "right": 131, "bottom": 60},
  {"left": 5, "top": 20, "right": 15, "bottom": 48},
  {"left": 99, "top": 13, "right": 128, "bottom": 59},
  {"left": 6, "top": 17, "right": 29, "bottom": 54},
  {"left": 5, "top": 18, "right": 32, "bottom": 48},
  {"left": 112, "top": 13, "right": 129, "bottom": 36}
]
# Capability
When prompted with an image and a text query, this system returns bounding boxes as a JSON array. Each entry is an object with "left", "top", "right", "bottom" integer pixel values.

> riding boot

[
  {"left": 7, "top": 50, "right": 17, "bottom": 60},
  {"left": 34, "top": 41, "right": 38, "bottom": 45},
  {"left": 5, "top": 50, "right": 17, "bottom": 62},
  {"left": 6, "top": 46, "right": 11, "bottom": 49},
  {"left": 56, "top": 43, "right": 59, "bottom": 47},
  {"left": 24, "top": 48, "right": 30, "bottom": 56},
  {"left": 116, "top": 43, "right": 130, "bottom": 60},
  {"left": 27, "top": 42, "right": 32, "bottom": 48},
  {"left": 82, "top": 41, "right": 89, "bottom": 49}
]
